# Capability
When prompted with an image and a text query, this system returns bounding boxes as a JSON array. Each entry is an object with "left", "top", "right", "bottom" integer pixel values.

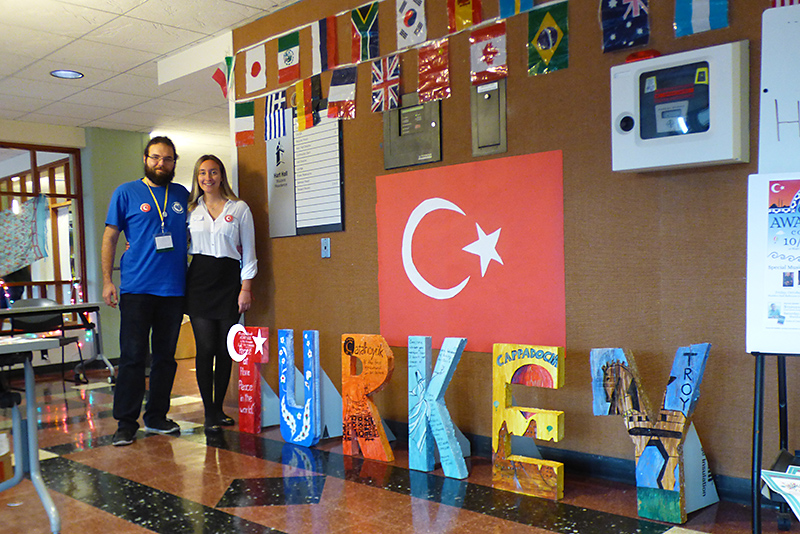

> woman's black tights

[{"left": 189, "top": 315, "right": 236, "bottom": 418}]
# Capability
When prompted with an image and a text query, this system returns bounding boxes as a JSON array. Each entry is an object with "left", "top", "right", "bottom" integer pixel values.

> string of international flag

[
  {"left": 223, "top": 0, "right": 747, "bottom": 147},
  {"left": 231, "top": 0, "right": 570, "bottom": 147}
]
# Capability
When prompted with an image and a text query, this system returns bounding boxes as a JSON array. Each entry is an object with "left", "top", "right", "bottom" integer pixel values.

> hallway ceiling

[{"left": 0, "top": 0, "right": 299, "bottom": 168}]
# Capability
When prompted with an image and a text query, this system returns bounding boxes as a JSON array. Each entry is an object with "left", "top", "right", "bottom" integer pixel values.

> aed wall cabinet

[
  {"left": 610, "top": 40, "right": 749, "bottom": 172},
  {"left": 383, "top": 93, "right": 442, "bottom": 170}
]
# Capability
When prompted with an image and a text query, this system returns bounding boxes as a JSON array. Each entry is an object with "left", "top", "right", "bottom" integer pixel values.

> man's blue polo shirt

[{"left": 105, "top": 179, "right": 189, "bottom": 297}]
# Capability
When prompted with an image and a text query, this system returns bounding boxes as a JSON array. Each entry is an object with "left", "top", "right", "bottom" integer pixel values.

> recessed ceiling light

[{"left": 50, "top": 69, "right": 84, "bottom": 80}]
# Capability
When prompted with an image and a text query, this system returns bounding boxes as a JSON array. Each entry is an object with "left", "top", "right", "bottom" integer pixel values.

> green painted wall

[{"left": 81, "top": 128, "right": 149, "bottom": 360}]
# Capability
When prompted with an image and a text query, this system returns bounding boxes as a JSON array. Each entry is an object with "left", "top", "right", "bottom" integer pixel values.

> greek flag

[{"left": 265, "top": 90, "right": 287, "bottom": 141}]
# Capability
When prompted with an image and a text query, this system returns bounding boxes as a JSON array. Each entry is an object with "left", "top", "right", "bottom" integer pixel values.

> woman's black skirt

[{"left": 185, "top": 254, "right": 240, "bottom": 320}]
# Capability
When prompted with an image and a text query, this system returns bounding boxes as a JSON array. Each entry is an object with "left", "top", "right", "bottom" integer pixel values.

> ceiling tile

[
  {"left": 100, "top": 108, "right": 165, "bottom": 127},
  {"left": 93, "top": 72, "right": 177, "bottom": 98},
  {"left": 0, "top": 52, "right": 39, "bottom": 78},
  {"left": 64, "top": 88, "right": 150, "bottom": 109},
  {"left": 125, "top": 61, "right": 158, "bottom": 79},
  {"left": 82, "top": 118, "right": 150, "bottom": 131},
  {"left": 0, "top": 108, "right": 28, "bottom": 120},
  {"left": 15, "top": 60, "right": 121, "bottom": 88},
  {"left": 157, "top": 116, "right": 234, "bottom": 136},
  {"left": 153, "top": 129, "right": 230, "bottom": 149},
  {"left": 0, "top": 77, "right": 83, "bottom": 100},
  {"left": 84, "top": 16, "right": 209, "bottom": 54},
  {"left": 0, "top": 94, "right": 50, "bottom": 114},
  {"left": 187, "top": 106, "right": 230, "bottom": 125},
  {"left": 127, "top": 0, "right": 262, "bottom": 35},
  {"left": 35, "top": 101, "right": 118, "bottom": 122},
  {"left": 47, "top": 39, "right": 159, "bottom": 72},
  {"left": 158, "top": 67, "right": 229, "bottom": 107},
  {"left": 19, "top": 113, "right": 90, "bottom": 127},
  {"left": 54, "top": 0, "right": 149, "bottom": 15},
  {"left": 127, "top": 98, "right": 208, "bottom": 118},
  {"left": 227, "top": 0, "right": 298, "bottom": 10},
  {"left": 1, "top": 0, "right": 118, "bottom": 39},
  {"left": 0, "top": 25, "right": 74, "bottom": 59}
]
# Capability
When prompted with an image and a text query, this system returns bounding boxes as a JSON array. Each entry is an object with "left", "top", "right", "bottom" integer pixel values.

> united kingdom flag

[{"left": 371, "top": 54, "right": 401, "bottom": 113}]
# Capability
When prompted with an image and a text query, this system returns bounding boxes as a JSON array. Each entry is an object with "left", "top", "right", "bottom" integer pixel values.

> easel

[
  {"left": 745, "top": 5, "right": 800, "bottom": 533},
  {"left": 752, "top": 352, "right": 796, "bottom": 534}
]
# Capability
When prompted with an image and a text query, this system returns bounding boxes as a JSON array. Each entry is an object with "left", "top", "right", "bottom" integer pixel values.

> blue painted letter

[
  {"left": 278, "top": 329, "right": 322, "bottom": 447},
  {"left": 408, "top": 336, "right": 469, "bottom": 479}
]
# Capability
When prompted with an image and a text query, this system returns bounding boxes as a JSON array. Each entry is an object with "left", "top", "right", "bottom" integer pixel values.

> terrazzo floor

[{"left": 0, "top": 359, "right": 788, "bottom": 534}]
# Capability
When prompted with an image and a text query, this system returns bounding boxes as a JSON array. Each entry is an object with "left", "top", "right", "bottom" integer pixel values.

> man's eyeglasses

[{"left": 147, "top": 155, "right": 176, "bottom": 164}]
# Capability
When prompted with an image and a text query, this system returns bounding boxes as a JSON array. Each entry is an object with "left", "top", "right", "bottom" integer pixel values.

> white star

[
  {"left": 462, "top": 223, "right": 503, "bottom": 277},
  {"left": 253, "top": 329, "right": 267, "bottom": 355}
]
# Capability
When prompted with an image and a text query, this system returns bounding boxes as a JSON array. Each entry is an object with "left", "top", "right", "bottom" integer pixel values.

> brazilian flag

[{"left": 527, "top": 0, "right": 568, "bottom": 76}]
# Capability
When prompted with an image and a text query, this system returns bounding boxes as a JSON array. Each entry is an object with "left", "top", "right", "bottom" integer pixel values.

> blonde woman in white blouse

[{"left": 186, "top": 155, "right": 257, "bottom": 433}]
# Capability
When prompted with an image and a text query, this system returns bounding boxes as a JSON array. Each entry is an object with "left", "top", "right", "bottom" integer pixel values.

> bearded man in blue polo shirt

[{"left": 101, "top": 136, "right": 189, "bottom": 446}]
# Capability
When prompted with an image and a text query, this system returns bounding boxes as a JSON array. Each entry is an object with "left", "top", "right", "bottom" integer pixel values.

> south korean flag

[{"left": 396, "top": 0, "right": 427, "bottom": 49}]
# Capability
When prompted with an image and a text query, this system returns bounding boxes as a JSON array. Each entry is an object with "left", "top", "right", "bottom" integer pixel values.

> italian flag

[{"left": 235, "top": 102, "right": 255, "bottom": 147}]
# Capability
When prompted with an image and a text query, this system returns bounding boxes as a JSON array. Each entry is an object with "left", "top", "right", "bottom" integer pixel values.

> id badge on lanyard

[
  {"left": 154, "top": 227, "right": 174, "bottom": 252},
  {"left": 146, "top": 181, "right": 174, "bottom": 252}
]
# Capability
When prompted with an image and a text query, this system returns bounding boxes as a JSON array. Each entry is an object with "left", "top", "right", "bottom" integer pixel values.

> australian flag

[
  {"left": 372, "top": 54, "right": 401, "bottom": 113},
  {"left": 601, "top": 0, "right": 649, "bottom": 53}
]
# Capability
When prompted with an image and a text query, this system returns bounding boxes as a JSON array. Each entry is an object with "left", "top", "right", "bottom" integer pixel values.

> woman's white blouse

[{"left": 188, "top": 196, "right": 258, "bottom": 280}]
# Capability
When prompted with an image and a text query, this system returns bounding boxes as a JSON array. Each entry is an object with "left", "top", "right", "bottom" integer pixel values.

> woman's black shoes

[
  {"left": 205, "top": 411, "right": 233, "bottom": 433},
  {"left": 218, "top": 413, "right": 235, "bottom": 426}
]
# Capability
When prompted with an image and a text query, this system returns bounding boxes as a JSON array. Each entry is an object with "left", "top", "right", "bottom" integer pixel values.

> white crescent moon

[
  {"left": 227, "top": 324, "right": 248, "bottom": 362},
  {"left": 402, "top": 198, "right": 470, "bottom": 300},
  {"left": 772, "top": 183, "right": 783, "bottom": 194}
]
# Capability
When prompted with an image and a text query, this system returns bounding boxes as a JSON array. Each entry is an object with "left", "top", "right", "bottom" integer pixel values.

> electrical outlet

[{"left": 321, "top": 237, "right": 330, "bottom": 258}]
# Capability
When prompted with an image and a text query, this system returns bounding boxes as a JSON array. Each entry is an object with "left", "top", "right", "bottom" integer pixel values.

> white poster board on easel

[
  {"left": 748, "top": 5, "right": 800, "bottom": 354},
  {"left": 746, "top": 173, "right": 800, "bottom": 354},
  {"left": 759, "top": 5, "right": 800, "bottom": 174}
]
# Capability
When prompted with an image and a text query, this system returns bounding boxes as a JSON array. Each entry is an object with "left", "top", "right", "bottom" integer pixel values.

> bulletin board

[{"left": 231, "top": 0, "right": 767, "bottom": 482}]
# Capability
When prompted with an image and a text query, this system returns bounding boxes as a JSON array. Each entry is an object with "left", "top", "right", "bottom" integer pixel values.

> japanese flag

[{"left": 245, "top": 45, "right": 266, "bottom": 94}]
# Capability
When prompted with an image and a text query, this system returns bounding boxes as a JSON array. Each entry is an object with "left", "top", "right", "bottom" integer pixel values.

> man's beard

[{"left": 144, "top": 165, "right": 175, "bottom": 186}]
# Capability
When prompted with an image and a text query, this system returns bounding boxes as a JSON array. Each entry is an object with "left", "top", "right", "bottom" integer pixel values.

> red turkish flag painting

[{"left": 376, "top": 152, "right": 565, "bottom": 353}]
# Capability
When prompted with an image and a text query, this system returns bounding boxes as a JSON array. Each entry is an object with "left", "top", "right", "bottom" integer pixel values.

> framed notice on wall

[
  {"left": 266, "top": 107, "right": 344, "bottom": 238},
  {"left": 746, "top": 172, "right": 800, "bottom": 354}
]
